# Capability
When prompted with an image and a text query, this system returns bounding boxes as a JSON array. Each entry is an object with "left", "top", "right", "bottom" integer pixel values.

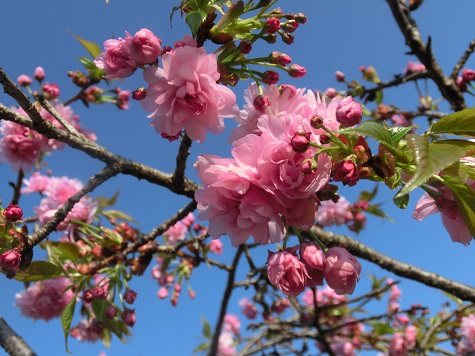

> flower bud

[
  {"left": 324, "top": 247, "right": 361, "bottom": 295},
  {"left": 456, "top": 77, "right": 467, "bottom": 92},
  {"left": 333, "top": 160, "right": 359, "bottom": 186},
  {"left": 132, "top": 87, "right": 147, "bottom": 101},
  {"left": 121, "top": 308, "right": 136, "bottom": 327},
  {"left": 42, "top": 83, "right": 60, "bottom": 99},
  {"left": 264, "top": 18, "right": 280, "bottom": 33},
  {"left": 295, "top": 13, "right": 307, "bottom": 24},
  {"left": 129, "top": 28, "right": 162, "bottom": 65},
  {"left": 281, "top": 20, "right": 299, "bottom": 33},
  {"left": 17, "top": 75, "right": 32, "bottom": 87},
  {"left": 325, "top": 88, "right": 338, "bottom": 98},
  {"left": 124, "top": 288, "right": 138, "bottom": 304},
  {"left": 157, "top": 287, "right": 169, "bottom": 299},
  {"left": 263, "top": 34, "right": 277, "bottom": 44},
  {"left": 91, "top": 319, "right": 105, "bottom": 335},
  {"left": 281, "top": 32, "right": 295, "bottom": 45},
  {"left": 270, "top": 51, "right": 292, "bottom": 66},
  {"left": 0, "top": 251, "right": 21, "bottom": 278},
  {"left": 335, "top": 97, "right": 363, "bottom": 127},
  {"left": 253, "top": 95, "right": 270, "bottom": 112},
  {"left": 267, "top": 248, "right": 308, "bottom": 296},
  {"left": 310, "top": 116, "right": 323, "bottom": 129},
  {"left": 262, "top": 70, "right": 280, "bottom": 85},
  {"left": 3, "top": 203, "right": 23, "bottom": 222},
  {"left": 462, "top": 68, "right": 475, "bottom": 82},
  {"left": 238, "top": 40, "right": 252, "bottom": 54},
  {"left": 335, "top": 71, "right": 345, "bottom": 82},
  {"left": 288, "top": 64, "right": 307, "bottom": 78},
  {"left": 290, "top": 132, "right": 311, "bottom": 153},
  {"left": 105, "top": 305, "right": 117, "bottom": 319},
  {"left": 34, "top": 67, "right": 45, "bottom": 81}
]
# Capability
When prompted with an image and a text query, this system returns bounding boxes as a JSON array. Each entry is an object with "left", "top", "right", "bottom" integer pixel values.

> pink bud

[
  {"left": 333, "top": 160, "right": 359, "bottom": 187},
  {"left": 0, "top": 251, "right": 21, "bottom": 278},
  {"left": 42, "top": 83, "right": 60, "bottom": 99},
  {"left": 3, "top": 203, "right": 23, "bottom": 222},
  {"left": 288, "top": 64, "right": 307, "bottom": 78},
  {"left": 325, "top": 88, "right": 338, "bottom": 99},
  {"left": 462, "top": 68, "right": 475, "bottom": 82},
  {"left": 324, "top": 247, "right": 361, "bottom": 295},
  {"left": 300, "top": 243, "right": 326, "bottom": 270},
  {"left": 91, "top": 319, "right": 105, "bottom": 335},
  {"left": 270, "top": 51, "right": 292, "bottom": 66},
  {"left": 281, "top": 20, "right": 299, "bottom": 33},
  {"left": 34, "top": 67, "right": 45, "bottom": 81},
  {"left": 124, "top": 288, "right": 138, "bottom": 304},
  {"left": 253, "top": 95, "right": 270, "bottom": 112},
  {"left": 456, "top": 77, "right": 467, "bottom": 91},
  {"left": 290, "top": 132, "right": 311, "bottom": 153},
  {"left": 281, "top": 33, "right": 295, "bottom": 45},
  {"left": 157, "top": 287, "right": 169, "bottom": 299},
  {"left": 121, "top": 308, "right": 136, "bottom": 327},
  {"left": 267, "top": 248, "right": 308, "bottom": 296},
  {"left": 17, "top": 75, "right": 32, "bottom": 87},
  {"left": 129, "top": 28, "right": 162, "bottom": 65},
  {"left": 132, "top": 87, "right": 147, "bottom": 100},
  {"left": 189, "top": 290, "right": 196, "bottom": 299},
  {"left": 262, "top": 70, "right": 280, "bottom": 85},
  {"left": 209, "top": 239, "right": 223, "bottom": 254},
  {"left": 238, "top": 40, "right": 252, "bottom": 54},
  {"left": 335, "top": 97, "right": 363, "bottom": 127},
  {"left": 116, "top": 89, "right": 130, "bottom": 110},
  {"left": 264, "top": 18, "right": 280, "bottom": 33},
  {"left": 105, "top": 305, "right": 117, "bottom": 319},
  {"left": 174, "top": 283, "right": 181, "bottom": 292},
  {"left": 295, "top": 13, "right": 307, "bottom": 24},
  {"left": 335, "top": 71, "right": 345, "bottom": 82}
]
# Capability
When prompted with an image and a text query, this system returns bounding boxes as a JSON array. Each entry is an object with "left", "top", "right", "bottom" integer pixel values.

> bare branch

[
  {"left": 0, "top": 316, "right": 36, "bottom": 356},
  {"left": 451, "top": 38, "right": 475, "bottom": 80}
]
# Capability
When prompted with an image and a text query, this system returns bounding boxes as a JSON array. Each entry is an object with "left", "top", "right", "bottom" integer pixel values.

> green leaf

[
  {"left": 395, "top": 135, "right": 466, "bottom": 198},
  {"left": 193, "top": 342, "right": 210, "bottom": 353},
  {"left": 443, "top": 291, "right": 463, "bottom": 306},
  {"left": 67, "top": 31, "right": 102, "bottom": 58},
  {"left": 15, "top": 261, "right": 64, "bottom": 282},
  {"left": 91, "top": 299, "right": 109, "bottom": 320},
  {"left": 97, "top": 190, "right": 120, "bottom": 208},
  {"left": 201, "top": 317, "right": 211, "bottom": 339},
  {"left": 46, "top": 242, "right": 80, "bottom": 264},
  {"left": 366, "top": 204, "right": 394, "bottom": 222},
  {"left": 359, "top": 185, "right": 378, "bottom": 202},
  {"left": 431, "top": 107, "right": 475, "bottom": 137},
  {"left": 375, "top": 90, "right": 383, "bottom": 105},
  {"left": 102, "top": 210, "right": 136, "bottom": 223},
  {"left": 61, "top": 298, "right": 76, "bottom": 354},
  {"left": 340, "top": 121, "right": 394, "bottom": 147},
  {"left": 102, "top": 318, "right": 132, "bottom": 343},
  {"left": 370, "top": 321, "right": 394, "bottom": 335},
  {"left": 393, "top": 190, "right": 409, "bottom": 209},
  {"left": 441, "top": 176, "right": 475, "bottom": 237},
  {"left": 388, "top": 126, "right": 415, "bottom": 142},
  {"left": 185, "top": 9, "right": 208, "bottom": 37}
]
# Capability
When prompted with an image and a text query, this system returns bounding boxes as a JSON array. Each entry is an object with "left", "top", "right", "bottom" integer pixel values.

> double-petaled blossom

[
  {"left": 239, "top": 298, "right": 258, "bottom": 319},
  {"left": 300, "top": 242, "right": 326, "bottom": 287},
  {"left": 324, "top": 247, "right": 361, "bottom": 295},
  {"left": 223, "top": 314, "right": 241, "bottom": 336},
  {"left": 335, "top": 97, "right": 363, "bottom": 127},
  {"left": 267, "top": 248, "right": 309, "bottom": 296},
  {"left": 16, "top": 277, "right": 74, "bottom": 321},
  {"left": 141, "top": 45, "right": 237, "bottom": 142},
  {"left": 316, "top": 197, "right": 354, "bottom": 226}
]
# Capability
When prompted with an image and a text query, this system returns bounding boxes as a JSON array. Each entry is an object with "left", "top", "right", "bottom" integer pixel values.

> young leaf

[
  {"left": 201, "top": 316, "right": 211, "bottom": 339},
  {"left": 185, "top": 9, "right": 208, "bottom": 38},
  {"left": 388, "top": 126, "right": 415, "bottom": 142},
  {"left": 97, "top": 190, "right": 120, "bottom": 208},
  {"left": 67, "top": 31, "right": 102, "bottom": 59},
  {"left": 430, "top": 107, "right": 475, "bottom": 137},
  {"left": 340, "top": 121, "right": 394, "bottom": 147},
  {"left": 15, "top": 261, "right": 64, "bottom": 282},
  {"left": 395, "top": 135, "right": 466, "bottom": 198},
  {"left": 441, "top": 176, "right": 475, "bottom": 237},
  {"left": 46, "top": 242, "right": 80, "bottom": 264},
  {"left": 61, "top": 298, "right": 76, "bottom": 354}
]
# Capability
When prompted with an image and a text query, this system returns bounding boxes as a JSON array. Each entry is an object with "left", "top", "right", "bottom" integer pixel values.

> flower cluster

[{"left": 267, "top": 243, "right": 361, "bottom": 296}]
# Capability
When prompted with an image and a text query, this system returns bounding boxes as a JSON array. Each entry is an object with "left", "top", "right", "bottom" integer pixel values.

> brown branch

[
  {"left": 451, "top": 38, "right": 475, "bottom": 80},
  {"left": 385, "top": 0, "right": 465, "bottom": 111},
  {"left": 209, "top": 245, "right": 244, "bottom": 356},
  {"left": 10, "top": 169, "right": 24, "bottom": 206},
  {"left": 35, "top": 93, "right": 82, "bottom": 137},
  {"left": 172, "top": 133, "right": 193, "bottom": 187},
  {"left": 359, "top": 71, "right": 429, "bottom": 97},
  {"left": 313, "top": 289, "right": 336, "bottom": 356},
  {"left": 0, "top": 316, "right": 37, "bottom": 356},
  {"left": 27, "top": 165, "right": 120, "bottom": 246},
  {"left": 312, "top": 226, "right": 475, "bottom": 303}
]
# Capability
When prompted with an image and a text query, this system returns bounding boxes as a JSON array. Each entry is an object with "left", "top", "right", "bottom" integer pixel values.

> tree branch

[
  {"left": 0, "top": 316, "right": 37, "bottom": 356},
  {"left": 385, "top": 0, "right": 465, "bottom": 110},
  {"left": 451, "top": 38, "right": 475, "bottom": 80}
]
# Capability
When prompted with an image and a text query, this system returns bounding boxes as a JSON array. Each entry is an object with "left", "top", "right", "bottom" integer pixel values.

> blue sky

[{"left": 1, "top": 0, "right": 475, "bottom": 355}]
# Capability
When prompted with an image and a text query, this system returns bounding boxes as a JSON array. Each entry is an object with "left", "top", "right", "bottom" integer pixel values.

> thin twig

[
  {"left": 172, "top": 133, "right": 193, "bottom": 187},
  {"left": 10, "top": 169, "right": 24, "bottom": 206},
  {"left": 451, "top": 38, "right": 475, "bottom": 80}
]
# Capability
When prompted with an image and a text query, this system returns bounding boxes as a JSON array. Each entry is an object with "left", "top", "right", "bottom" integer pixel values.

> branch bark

[{"left": 0, "top": 316, "right": 36, "bottom": 356}]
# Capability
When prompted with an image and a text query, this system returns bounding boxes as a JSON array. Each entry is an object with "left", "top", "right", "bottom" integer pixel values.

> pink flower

[
  {"left": 209, "top": 239, "right": 223, "bottom": 254},
  {"left": 116, "top": 89, "right": 130, "bottom": 110},
  {"left": 264, "top": 18, "right": 280, "bottom": 33},
  {"left": 271, "top": 298, "right": 290, "bottom": 314},
  {"left": 404, "top": 61, "right": 426, "bottom": 74},
  {"left": 128, "top": 28, "right": 162, "bottom": 65},
  {"left": 21, "top": 172, "right": 50, "bottom": 194},
  {"left": 70, "top": 320, "right": 101, "bottom": 343},
  {"left": 412, "top": 186, "right": 473, "bottom": 245},
  {"left": 389, "top": 333, "right": 406, "bottom": 356},
  {"left": 267, "top": 248, "right": 309, "bottom": 296},
  {"left": 331, "top": 341, "right": 354, "bottom": 356},
  {"left": 218, "top": 332, "right": 236, "bottom": 356},
  {"left": 141, "top": 46, "right": 237, "bottom": 142},
  {"left": 316, "top": 197, "right": 353, "bottom": 226},
  {"left": 3, "top": 204, "right": 23, "bottom": 222},
  {"left": 0, "top": 120, "right": 43, "bottom": 172},
  {"left": 239, "top": 298, "right": 258, "bottom": 319},
  {"left": 16, "top": 277, "right": 74, "bottom": 320},
  {"left": 42, "top": 83, "right": 60, "bottom": 99},
  {"left": 300, "top": 242, "right": 326, "bottom": 287},
  {"left": 121, "top": 308, "right": 136, "bottom": 327},
  {"left": 195, "top": 155, "right": 286, "bottom": 246},
  {"left": 335, "top": 97, "right": 362, "bottom": 127},
  {"left": 223, "top": 314, "right": 241, "bottom": 336},
  {"left": 324, "top": 247, "right": 361, "bottom": 295},
  {"left": 157, "top": 287, "right": 169, "bottom": 299},
  {"left": 94, "top": 36, "right": 137, "bottom": 79},
  {"left": 461, "top": 314, "right": 475, "bottom": 341},
  {"left": 164, "top": 221, "right": 187, "bottom": 244}
]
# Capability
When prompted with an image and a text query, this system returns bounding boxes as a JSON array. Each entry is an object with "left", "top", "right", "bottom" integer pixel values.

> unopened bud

[
  {"left": 253, "top": 95, "right": 270, "bottom": 112},
  {"left": 287, "top": 64, "right": 306, "bottom": 78},
  {"left": 238, "top": 40, "right": 252, "bottom": 54},
  {"left": 34, "top": 67, "right": 45, "bottom": 81},
  {"left": 281, "top": 32, "right": 294, "bottom": 45},
  {"left": 262, "top": 70, "right": 280, "bottom": 85},
  {"left": 132, "top": 87, "right": 147, "bottom": 100},
  {"left": 290, "top": 132, "right": 311, "bottom": 153}
]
